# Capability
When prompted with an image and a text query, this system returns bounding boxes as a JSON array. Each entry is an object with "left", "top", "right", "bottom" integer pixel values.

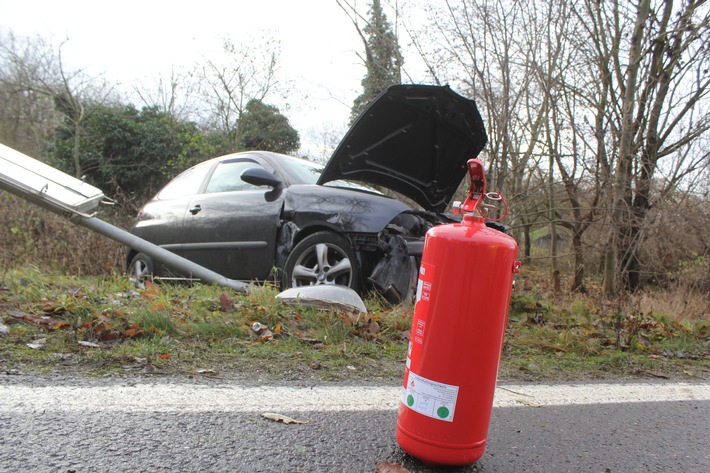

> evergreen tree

[
  {"left": 237, "top": 99, "right": 300, "bottom": 154},
  {"left": 51, "top": 102, "right": 211, "bottom": 202},
  {"left": 350, "top": 0, "right": 403, "bottom": 123}
]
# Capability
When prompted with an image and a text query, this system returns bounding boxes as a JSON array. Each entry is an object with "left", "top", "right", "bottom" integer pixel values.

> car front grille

[{"left": 348, "top": 232, "right": 378, "bottom": 252}]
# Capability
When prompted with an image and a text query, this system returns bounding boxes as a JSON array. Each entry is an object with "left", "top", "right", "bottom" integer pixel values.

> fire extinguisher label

[
  {"left": 414, "top": 262, "right": 435, "bottom": 309},
  {"left": 406, "top": 262, "right": 435, "bottom": 372},
  {"left": 401, "top": 371, "right": 459, "bottom": 422}
]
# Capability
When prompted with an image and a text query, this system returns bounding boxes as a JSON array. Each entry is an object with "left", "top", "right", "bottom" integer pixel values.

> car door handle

[{"left": 189, "top": 204, "right": 202, "bottom": 215}]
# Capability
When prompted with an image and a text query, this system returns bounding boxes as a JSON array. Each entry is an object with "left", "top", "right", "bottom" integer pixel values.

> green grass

[{"left": 1, "top": 267, "right": 707, "bottom": 381}]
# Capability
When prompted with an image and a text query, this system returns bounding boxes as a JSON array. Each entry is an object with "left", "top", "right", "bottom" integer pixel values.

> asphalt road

[{"left": 1, "top": 377, "right": 708, "bottom": 472}]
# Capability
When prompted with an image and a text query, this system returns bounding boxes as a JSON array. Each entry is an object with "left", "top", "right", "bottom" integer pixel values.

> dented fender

[
  {"left": 281, "top": 184, "right": 411, "bottom": 234},
  {"left": 275, "top": 184, "right": 455, "bottom": 303}
]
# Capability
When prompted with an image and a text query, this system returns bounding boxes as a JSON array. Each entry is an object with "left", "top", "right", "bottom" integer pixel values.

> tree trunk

[
  {"left": 72, "top": 122, "right": 82, "bottom": 178},
  {"left": 549, "top": 212, "right": 561, "bottom": 293},
  {"left": 571, "top": 230, "right": 586, "bottom": 293},
  {"left": 607, "top": 0, "right": 651, "bottom": 297},
  {"left": 603, "top": 239, "right": 616, "bottom": 297}
]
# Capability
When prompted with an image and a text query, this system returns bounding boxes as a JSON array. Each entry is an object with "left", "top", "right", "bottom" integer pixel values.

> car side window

[
  {"left": 157, "top": 162, "right": 212, "bottom": 200},
  {"left": 204, "top": 160, "right": 266, "bottom": 194}
]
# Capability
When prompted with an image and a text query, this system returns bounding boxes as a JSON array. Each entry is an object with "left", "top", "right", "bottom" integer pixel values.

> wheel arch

[{"left": 292, "top": 223, "right": 347, "bottom": 247}]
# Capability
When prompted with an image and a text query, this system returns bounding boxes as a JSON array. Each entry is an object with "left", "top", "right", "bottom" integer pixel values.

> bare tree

[
  {"left": 532, "top": 0, "right": 606, "bottom": 293},
  {"left": 132, "top": 66, "right": 198, "bottom": 122},
  {"left": 196, "top": 36, "right": 283, "bottom": 152},
  {"left": 422, "top": 0, "right": 551, "bottom": 263},
  {"left": 414, "top": 0, "right": 709, "bottom": 295},
  {"left": 51, "top": 40, "right": 114, "bottom": 178},
  {"left": 0, "top": 32, "right": 113, "bottom": 178},
  {"left": 0, "top": 32, "right": 59, "bottom": 155},
  {"left": 303, "top": 121, "right": 346, "bottom": 164},
  {"left": 576, "top": 0, "right": 710, "bottom": 294}
]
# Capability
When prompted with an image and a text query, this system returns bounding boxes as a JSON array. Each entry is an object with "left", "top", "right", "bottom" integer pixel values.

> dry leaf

[
  {"left": 122, "top": 323, "right": 144, "bottom": 338},
  {"left": 261, "top": 412, "right": 311, "bottom": 424},
  {"left": 78, "top": 341, "right": 101, "bottom": 348},
  {"left": 376, "top": 462, "right": 410, "bottom": 473},
  {"left": 140, "top": 281, "right": 161, "bottom": 300},
  {"left": 219, "top": 293, "right": 231, "bottom": 312},
  {"left": 368, "top": 319, "right": 380, "bottom": 334},
  {"left": 8, "top": 311, "right": 30, "bottom": 319},
  {"left": 14, "top": 312, "right": 70, "bottom": 330}
]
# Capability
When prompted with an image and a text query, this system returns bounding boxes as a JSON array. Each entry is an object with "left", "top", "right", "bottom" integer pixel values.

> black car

[{"left": 127, "top": 85, "right": 487, "bottom": 302}]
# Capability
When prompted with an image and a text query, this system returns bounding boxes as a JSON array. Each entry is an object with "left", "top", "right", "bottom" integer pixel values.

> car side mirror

[{"left": 241, "top": 167, "right": 284, "bottom": 189}]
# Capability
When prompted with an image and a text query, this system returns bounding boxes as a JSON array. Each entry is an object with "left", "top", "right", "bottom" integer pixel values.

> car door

[
  {"left": 131, "top": 159, "right": 216, "bottom": 252},
  {"left": 180, "top": 156, "right": 283, "bottom": 280}
]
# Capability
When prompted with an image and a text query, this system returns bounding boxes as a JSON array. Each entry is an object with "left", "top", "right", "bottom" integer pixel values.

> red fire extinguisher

[{"left": 395, "top": 158, "right": 520, "bottom": 466}]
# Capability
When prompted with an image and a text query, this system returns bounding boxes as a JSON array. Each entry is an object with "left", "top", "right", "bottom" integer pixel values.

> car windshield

[
  {"left": 277, "top": 154, "right": 382, "bottom": 195},
  {"left": 278, "top": 155, "right": 323, "bottom": 184}
]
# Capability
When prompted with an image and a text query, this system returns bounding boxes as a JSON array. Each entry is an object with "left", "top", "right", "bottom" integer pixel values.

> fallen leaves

[
  {"left": 9, "top": 311, "right": 70, "bottom": 330},
  {"left": 140, "top": 280, "right": 161, "bottom": 300},
  {"left": 80, "top": 309, "right": 145, "bottom": 342},
  {"left": 339, "top": 311, "right": 382, "bottom": 339},
  {"left": 122, "top": 323, "right": 144, "bottom": 339}
]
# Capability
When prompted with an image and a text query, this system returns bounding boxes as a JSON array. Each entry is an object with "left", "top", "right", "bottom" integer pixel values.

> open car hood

[{"left": 318, "top": 85, "right": 487, "bottom": 213}]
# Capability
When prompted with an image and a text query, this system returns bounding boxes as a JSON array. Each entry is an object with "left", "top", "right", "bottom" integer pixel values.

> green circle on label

[
  {"left": 437, "top": 406, "right": 450, "bottom": 418},
  {"left": 407, "top": 394, "right": 414, "bottom": 407}
]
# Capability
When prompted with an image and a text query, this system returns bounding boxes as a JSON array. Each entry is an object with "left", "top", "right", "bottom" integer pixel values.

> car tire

[
  {"left": 129, "top": 252, "right": 155, "bottom": 282},
  {"left": 283, "top": 232, "right": 360, "bottom": 292}
]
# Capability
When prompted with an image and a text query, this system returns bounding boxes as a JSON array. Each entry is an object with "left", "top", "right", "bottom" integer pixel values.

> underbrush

[
  {"left": 1, "top": 266, "right": 707, "bottom": 381},
  {"left": 502, "top": 267, "right": 709, "bottom": 380},
  {"left": 0, "top": 193, "right": 127, "bottom": 277}
]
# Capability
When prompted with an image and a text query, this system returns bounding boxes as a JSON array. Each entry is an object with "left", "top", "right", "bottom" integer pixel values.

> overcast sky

[{"left": 0, "top": 0, "right": 420, "bottom": 157}]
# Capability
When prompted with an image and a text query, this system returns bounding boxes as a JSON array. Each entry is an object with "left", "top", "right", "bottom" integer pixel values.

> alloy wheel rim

[{"left": 291, "top": 243, "right": 353, "bottom": 287}]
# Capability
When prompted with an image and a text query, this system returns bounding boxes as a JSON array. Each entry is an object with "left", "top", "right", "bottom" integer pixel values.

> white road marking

[{"left": 0, "top": 382, "right": 707, "bottom": 413}]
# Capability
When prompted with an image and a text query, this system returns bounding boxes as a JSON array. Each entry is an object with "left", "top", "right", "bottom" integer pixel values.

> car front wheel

[{"left": 283, "top": 232, "right": 360, "bottom": 292}]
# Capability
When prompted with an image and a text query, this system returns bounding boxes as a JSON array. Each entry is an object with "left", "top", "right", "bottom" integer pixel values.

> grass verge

[{"left": 1, "top": 267, "right": 708, "bottom": 382}]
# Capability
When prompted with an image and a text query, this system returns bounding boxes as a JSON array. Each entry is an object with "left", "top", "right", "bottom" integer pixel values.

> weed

[{"left": 131, "top": 309, "right": 177, "bottom": 337}]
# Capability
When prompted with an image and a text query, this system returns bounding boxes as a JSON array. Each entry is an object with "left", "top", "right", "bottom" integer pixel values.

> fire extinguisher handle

[{"left": 460, "top": 159, "right": 486, "bottom": 214}]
